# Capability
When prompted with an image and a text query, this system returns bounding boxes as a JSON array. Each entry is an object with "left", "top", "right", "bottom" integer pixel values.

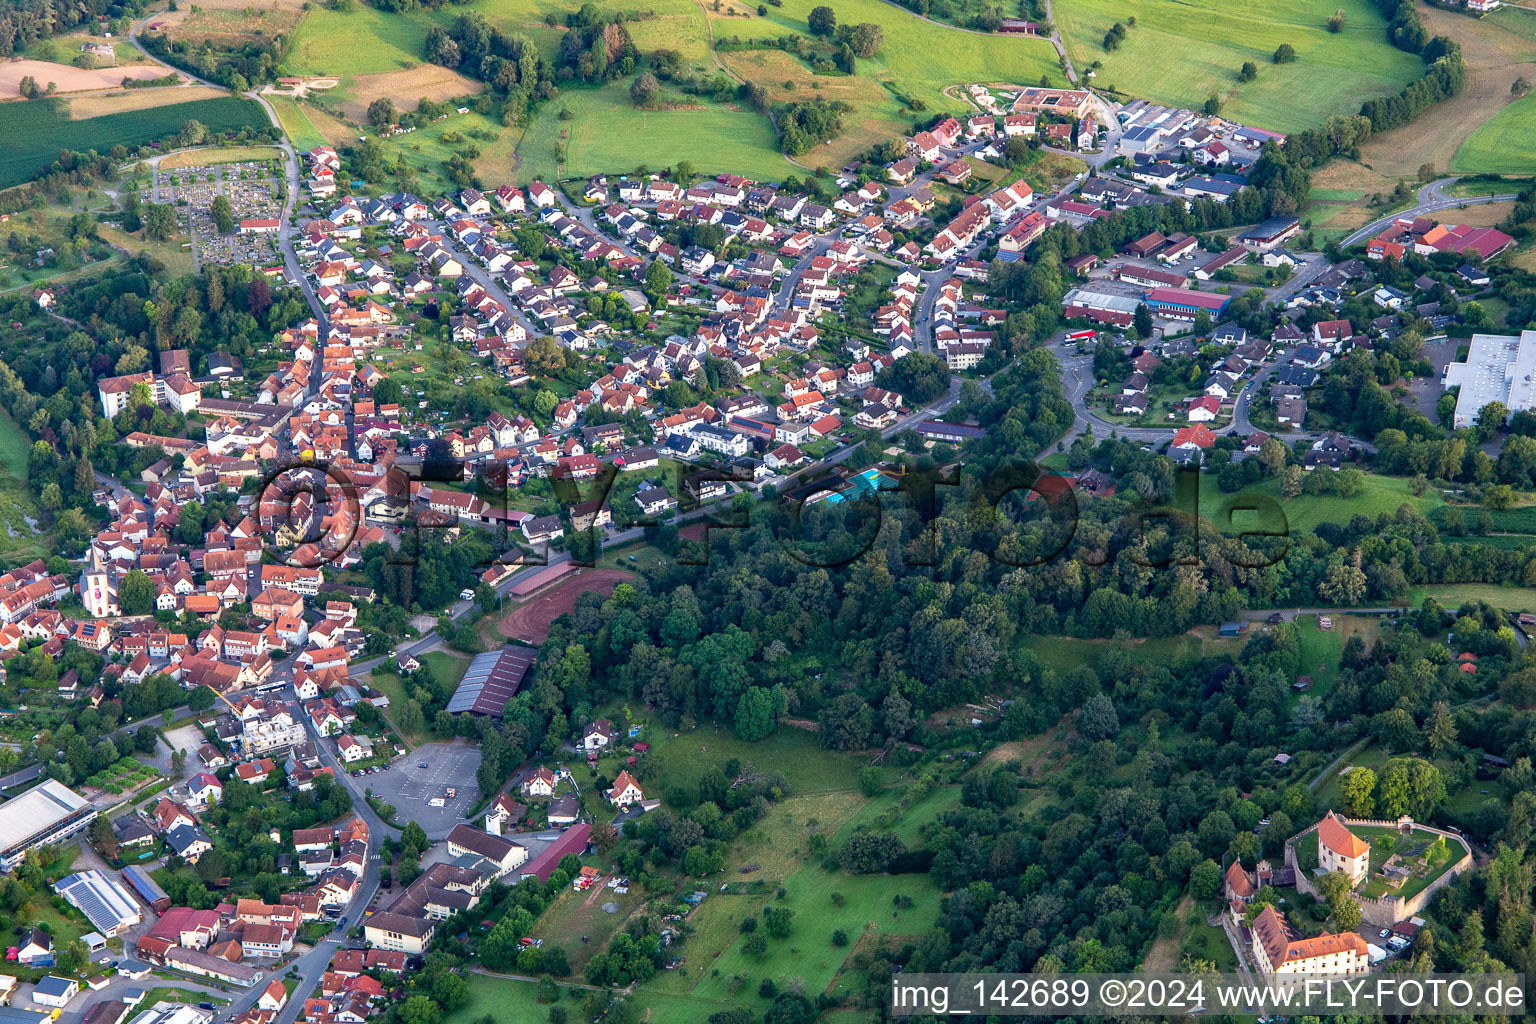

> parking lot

[{"left": 366, "top": 741, "right": 481, "bottom": 838}]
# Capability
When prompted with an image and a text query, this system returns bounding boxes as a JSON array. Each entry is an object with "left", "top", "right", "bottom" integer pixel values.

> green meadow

[
  {"left": 1455, "top": 93, "right": 1536, "bottom": 175},
  {"left": 282, "top": 0, "right": 1059, "bottom": 182},
  {"left": 1053, "top": 0, "right": 1423, "bottom": 131}
]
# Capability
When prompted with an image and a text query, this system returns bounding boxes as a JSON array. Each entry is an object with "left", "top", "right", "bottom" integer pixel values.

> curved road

[
  {"left": 1050, "top": 335, "right": 1377, "bottom": 453},
  {"left": 1341, "top": 177, "right": 1520, "bottom": 248},
  {"left": 126, "top": 11, "right": 222, "bottom": 89}
]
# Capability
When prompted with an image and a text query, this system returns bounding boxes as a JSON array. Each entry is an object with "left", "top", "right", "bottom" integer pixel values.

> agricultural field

[
  {"left": 1360, "top": 3, "right": 1536, "bottom": 178},
  {"left": 284, "top": 5, "right": 459, "bottom": 77},
  {"left": 0, "top": 58, "right": 173, "bottom": 97},
  {"left": 67, "top": 85, "right": 232, "bottom": 119},
  {"left": 1053, "top": 0, "right": 1423, "bottom": 132},
  {"left": 0, "top": 95, "right": 267, "bottom": 189},
  {"left": 265, "top": 95, "right": 347, "bottom": 152},
  {"left": 154, "top": 0, "right": 308, "bottom": 50}
]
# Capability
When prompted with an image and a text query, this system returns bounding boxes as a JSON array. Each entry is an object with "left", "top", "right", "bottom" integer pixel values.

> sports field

[
  {"left": 495, "top": 568, "right": 633, "bottom": 645},
  {"left": 0, "top": 94, "right": 266, "bottom": 189},
  {"left": 1053, "top": 0, "right": 1423, "bottom": 131}
]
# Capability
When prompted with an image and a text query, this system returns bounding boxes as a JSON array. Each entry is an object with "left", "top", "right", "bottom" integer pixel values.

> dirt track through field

[
  {"left": 1357, "top": 3, "right": 1536, "bottom": 178},
  {"left": 496, "top": 569, "right": 633, "bottom": 645}
]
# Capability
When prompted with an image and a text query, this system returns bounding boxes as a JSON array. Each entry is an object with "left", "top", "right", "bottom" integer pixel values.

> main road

[{"left": 1340, "top": 177, "right": 1520, "bottom": 248}]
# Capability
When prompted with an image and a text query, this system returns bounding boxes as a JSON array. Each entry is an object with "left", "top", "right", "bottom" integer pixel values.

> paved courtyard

[{"left": 367, "top": 741, "right": 481, "bottom": 838}]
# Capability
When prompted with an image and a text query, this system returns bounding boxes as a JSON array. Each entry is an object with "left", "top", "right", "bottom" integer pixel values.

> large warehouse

[
  {"left": 1443, "top": 330, "right": 1536, "bottom": 429},
  {"left": 0, "top": 779, "right": 97, "bottom": 872},
  {"left": 54, "top": 869, "right": 142, "bottom": 936}
]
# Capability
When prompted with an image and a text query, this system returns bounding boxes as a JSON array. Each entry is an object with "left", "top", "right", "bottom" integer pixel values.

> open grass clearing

[
  {"left": 687, "top": 868, "right": 941, "bottom": 1002},
  {"left": 1456, "top": 91, "right": 1536, "bottom": 174},
  {"left": 830, "top": 781, "right": 961, "bottom": 846},
  {"left": 529, "top": 878, "right": 647, "bottom": 974},
  {"left": 717, "top": 48, "right": 903, "bottom": 171},
  {"left": 96, "top": 221, "right": 196, "bottom": 278},
  {"left": 1021, "top": 629, "right": 1246, "bottom": 678},
  {"left": 24, "top": 33, "right": 152, "bottom": 66},
  {"left": 334, "top": 64, "right": 486, "bottom": 121},
  {"left": 1418, "top": 582, "right": 1536, "bottom": 611},
  {"left": 287, "top": 0, "right": 1058, "bottom": 178},
  {"left": 0, "top": 407, "right": 49, "bottom": 568},
  {"left": 284, "top": 5, "right": 449, "bottom": 76},
  {"left": 706, "top": 0, "right": 1059, "bottom": 112},
  {"left": 1143, "top": 894, "right": 1195, "bottom": 973},
  {"left": 1054, "top": 0, "right": 1422, "bottom": 131},
  {"left": 1314, "top": 741, "right": 1394, "bottom": 809},
  {"left": 1199, "top": 470, "right": 1442, "bottom": 537},
  {"left": 1292, "top": 613, "right": 1363, "bottom": 704},
  {"left": 163, "top": 0, "right": 307, "bottom": 50},
  {"left": 422, "top": 649, "right": 470, "bottom": 687},
  {"left": 639, "top": 722, "right": 867, "bottom": 798},
  {"left": 352, "top": 107, "right": 508, "bottom": 194},
  {"left": 441, "top": 976, "right": 556, "bottom": 1024},
  {"left": 514, "top": 79, "right": 790, "bottom": 184}
]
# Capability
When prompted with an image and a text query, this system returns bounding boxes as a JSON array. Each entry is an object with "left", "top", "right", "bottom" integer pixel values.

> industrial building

[
  {"left": 1443, "top": 330, "right": 1536, "bottom": 429},
  {"left": 0, "top": 780, "right": 97, "bottom": 872},
  {"left": 1142, "top": 287, "right": 1231, "bottom": 321},
  {"left": 1062, "top": 286, "right": 1140, "bottom": 327},
  {"left": 54, "top": 870, "right": 142, "bottom": 936}
]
